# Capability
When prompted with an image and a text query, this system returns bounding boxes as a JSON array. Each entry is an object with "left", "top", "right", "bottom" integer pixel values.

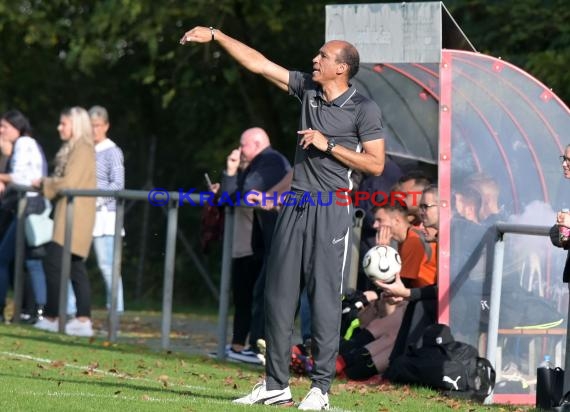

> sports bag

[{"left": 384, "top": 323, "right": 496, "bottom": 402}]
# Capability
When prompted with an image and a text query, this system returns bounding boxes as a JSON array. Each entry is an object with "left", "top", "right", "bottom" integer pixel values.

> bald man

[
  {"left": 223, "top": 127, "right": 284, "bottom": 193},
  {"left": 182, "top": 27, "right": 385, "bottom": 409},
  {"left": 221, "top": 127, "right": 291, "bottom": 364}
]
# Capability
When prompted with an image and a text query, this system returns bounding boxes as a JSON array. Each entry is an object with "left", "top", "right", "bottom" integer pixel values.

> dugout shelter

[{"left": 328, "top": 1, "right": 570, "bottom": 404}]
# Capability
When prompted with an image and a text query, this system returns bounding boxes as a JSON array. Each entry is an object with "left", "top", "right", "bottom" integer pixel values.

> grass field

[{"left": 0, "top": 312, "right": 533, "bottom": 412}]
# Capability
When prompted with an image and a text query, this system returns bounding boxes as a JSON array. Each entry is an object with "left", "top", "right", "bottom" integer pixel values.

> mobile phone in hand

[{"left": 204, "top": 173, "right": 213, "bottom": 190}]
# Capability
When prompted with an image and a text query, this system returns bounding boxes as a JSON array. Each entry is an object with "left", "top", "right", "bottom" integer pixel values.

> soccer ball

[{"left": 362, "top": 245, "right": 402, "bottom": 283}]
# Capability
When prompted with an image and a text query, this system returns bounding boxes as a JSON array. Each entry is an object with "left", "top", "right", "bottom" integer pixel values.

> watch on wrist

[{"left": 326, "top": 138, "right": 336, "bottom": 154}]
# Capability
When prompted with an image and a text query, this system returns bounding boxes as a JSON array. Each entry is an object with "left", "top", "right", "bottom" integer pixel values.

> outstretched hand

[{"left": 180, "top": 26, "right": 214, "bottom": 45}]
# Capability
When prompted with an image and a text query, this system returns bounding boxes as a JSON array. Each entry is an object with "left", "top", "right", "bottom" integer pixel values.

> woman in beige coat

[{"left": 33, "top": 107, "right": 96, "bottom": 336}]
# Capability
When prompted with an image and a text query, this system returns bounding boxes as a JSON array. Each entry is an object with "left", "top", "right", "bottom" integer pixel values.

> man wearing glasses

[
  {"left": 551, "top": 148, "right": 570, "bottom": 283},
  {"left": 375, "top": 184, "right": 439, "bottom": 359},
  {"left": 418, "top": 185, "right": 439, "bottom": 242}
]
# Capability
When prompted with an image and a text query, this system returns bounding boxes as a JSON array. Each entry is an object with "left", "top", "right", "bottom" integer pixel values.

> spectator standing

[
  {"left": 33, "top": 107, "right": 96, "bottom": 337},
  {"left": 0, "top": 110, "right": 48, "bottom": 323},
  {"left": 89, "top": 106, "right": 125, "bottom": 317},
  {"left": 221, "top": 127, "right": 291, "bottom": 363}
]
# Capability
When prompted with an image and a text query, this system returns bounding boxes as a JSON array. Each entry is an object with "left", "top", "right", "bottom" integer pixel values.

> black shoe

[{"left": 11, "top": 312, "right": 38, "bottom": 324}]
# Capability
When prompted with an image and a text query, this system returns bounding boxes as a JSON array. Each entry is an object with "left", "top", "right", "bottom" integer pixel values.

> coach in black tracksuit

[
  {"left": 264, "top": 70, "right": 385, "bottom": 396},
  {"left": 180, "top": 26, "right": 385, "bottom": 408}
]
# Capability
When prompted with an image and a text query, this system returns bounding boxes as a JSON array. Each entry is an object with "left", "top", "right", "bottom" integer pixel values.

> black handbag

[{"left": 536, "top": 365, "right": 565, "bottom": 409}]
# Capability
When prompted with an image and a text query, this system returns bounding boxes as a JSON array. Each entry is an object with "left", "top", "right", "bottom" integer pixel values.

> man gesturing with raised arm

[{"left": 181, "top": 26, "right": 385, "bottom": 410}]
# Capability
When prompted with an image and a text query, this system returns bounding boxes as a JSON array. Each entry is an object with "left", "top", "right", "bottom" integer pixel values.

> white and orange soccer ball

[{"left": 362, "top": 245, "right": 402, "bottom": 283}]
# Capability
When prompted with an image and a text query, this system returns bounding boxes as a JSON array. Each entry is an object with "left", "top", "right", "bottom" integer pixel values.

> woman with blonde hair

[{"left": 33, "top": 107, "right": 96, "bottom": 336}]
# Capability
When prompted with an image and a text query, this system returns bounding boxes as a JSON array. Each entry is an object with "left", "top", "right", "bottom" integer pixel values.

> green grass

[{"left": 0, "top": 318, "right": 533, "bottom": 412}]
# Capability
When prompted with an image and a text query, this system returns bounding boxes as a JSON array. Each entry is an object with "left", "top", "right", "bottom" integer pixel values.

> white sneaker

[
  {"left": 298, "top": 387, "right": 329, "bottom": 410},
  {"left": 34, "top": 318, "right": 58, "bottom": 333},
  {"left": 233, "top": 381, "right": 293, "bottom": 406},
  {"left": 65, "top": 318, "right": 94, "bottom": 337}
]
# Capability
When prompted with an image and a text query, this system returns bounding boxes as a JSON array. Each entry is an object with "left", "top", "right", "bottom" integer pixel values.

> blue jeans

[
  {"left": 0, "top": 219, "right": 17, "bottom": 307},
  {"left": 93, "top": 235, "right": 124, "bottom": 312},
  {"left": 0, "top": 219, "right": 48, "bottom": 308},
  {"left": 67, "top": 281, "right": 77, "bottom": 315},
  {"left": 26, "top": 259, "right": 46, "bottom": 306}
]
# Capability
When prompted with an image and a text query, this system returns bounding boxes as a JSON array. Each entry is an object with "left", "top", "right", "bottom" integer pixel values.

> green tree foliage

[
  {"left": 448, "top": 0, "right": 570, "bottom": 102},
  {"left": 0, "top": 0, "right": 568, "bottom": 302}
]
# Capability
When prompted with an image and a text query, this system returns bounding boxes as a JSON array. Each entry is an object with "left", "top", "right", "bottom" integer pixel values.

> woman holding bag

[
  {"left": 33, "top": 107, "right": 96, "bottom": 337},
  {"left": 0, "top": 110, "right": 48, "bottom": 323}
]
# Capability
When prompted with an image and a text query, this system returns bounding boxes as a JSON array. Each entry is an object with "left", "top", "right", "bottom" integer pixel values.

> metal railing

[
  {"left": 18, "top": 188, "right": 566, "bottom": 377},
  {"left": 488, "top": 222, "right": 568, "bottom": 401},
  {"left": 11, "top": 186, "right": 208, "bottom": 349}
]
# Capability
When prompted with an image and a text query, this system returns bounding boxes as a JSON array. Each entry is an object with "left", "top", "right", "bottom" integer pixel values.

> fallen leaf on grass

[
  {"left": 142, "top": 394, "right": 151, "bottom": 401},
  {"left": 158, "top": 374, "right": 169, "bottom": 387},
  {"left": 444, "top": 398, "right": 463, "bottom": 409},
  {"left": 36, "top": 363, "right": 45, "bottom": 369},
  {"left": 51, "top": 360, "right": 65, "bottom": 368},
  {"left": 114, "top": 390, "right": 122, "bottom": 395}
]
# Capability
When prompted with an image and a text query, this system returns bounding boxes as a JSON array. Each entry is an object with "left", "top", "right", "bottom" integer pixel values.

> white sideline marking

[
  {"left": 6, "top": 389, "right": 232, "bottom": 405},
  {"left": 0, "top": 351, "right": 231, "bottom": 394},
  {"left": 1, "top": 351, "right": 354, "bottom": 412}
]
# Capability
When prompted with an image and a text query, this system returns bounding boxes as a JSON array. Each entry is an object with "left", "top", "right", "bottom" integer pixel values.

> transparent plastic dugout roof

[
  {"left": 440, "top": 50, "right": 570, "bottom": 404},
  {"left": 329, "top": 2, "right": 570, "bottom": 404}
]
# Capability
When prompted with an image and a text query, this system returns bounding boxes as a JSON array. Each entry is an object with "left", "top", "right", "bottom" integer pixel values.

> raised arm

[{"left": 180, "top": 26, "right": 290, "bottom": 91}]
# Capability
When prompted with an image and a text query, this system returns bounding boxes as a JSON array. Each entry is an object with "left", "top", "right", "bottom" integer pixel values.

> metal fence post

[
  {"left": 109, "top": 197, "right": 125, "bottom": 342},
  {"left": 12, "top": 193, "right": 28, "bottom": 324},
  {"left": 486, "top": 233, "right": 505, "bottom": 370},
  {"left": 161, "top": 199, "right": 179, "bottom": 350},
  {"left": 58, "top": 195, "right": 74, "bottom": 333},
  {"left": 216, "top": 206, "right": 234, "bottom": 360}
]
